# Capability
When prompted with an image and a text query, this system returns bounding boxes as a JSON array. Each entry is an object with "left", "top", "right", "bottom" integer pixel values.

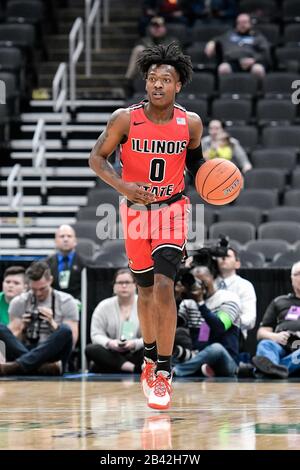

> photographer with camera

[
  {"left": 174, "top": 265, "right": 242, "bottom": 377},
  {"left": 0, "top": 261, "right": 78, "bottom": 376},
  {"left": 252, "top": 261, "right": 300, "bottom": 379},
  {"left": 85, "top": 269, "right": 144, "bottom": 373}
]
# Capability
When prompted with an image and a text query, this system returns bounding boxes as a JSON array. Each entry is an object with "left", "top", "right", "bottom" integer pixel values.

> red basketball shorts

[{"left": 120, "top": 196, "right": 190, "bottom": 273}]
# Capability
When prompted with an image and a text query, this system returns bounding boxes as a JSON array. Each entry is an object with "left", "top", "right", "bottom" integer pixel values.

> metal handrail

[
  {"left": 85, "top": 0, "right": 101, "bottom": 77},
  {"left": 103, "top": 0, "right": 109, "bottom": 25},
  {"left": 53, "top": 62, "right": 68, "bottom": 139},
  {"left": 69, "top": 17, "right": 84, "bottom": 112},
  {"left": 7, "top": 164, "right": 24, "bottom": 238},
  {"left": 32, "top": 118, "right": 47, "bottom": 198}
]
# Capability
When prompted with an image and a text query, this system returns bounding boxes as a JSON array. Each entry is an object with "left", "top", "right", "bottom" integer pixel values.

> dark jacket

[{"left": 46, "top": 252, "right": 86, "bottom": 300}]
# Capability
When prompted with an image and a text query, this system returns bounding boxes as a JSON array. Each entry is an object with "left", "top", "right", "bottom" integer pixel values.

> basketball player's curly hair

[{"left": 137, "top": 42, "right": 193, "bottom": 87}]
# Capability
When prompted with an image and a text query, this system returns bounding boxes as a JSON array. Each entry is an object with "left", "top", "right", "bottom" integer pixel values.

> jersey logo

[
  {"left": 133, "top": 121, "right": 146, "bottom": 126},
  {"left": 176, "top": 117, "right": 186, "bottom": 125}
]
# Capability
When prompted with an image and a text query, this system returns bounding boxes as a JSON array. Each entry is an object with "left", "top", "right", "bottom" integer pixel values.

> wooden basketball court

[{"left": 0, "top": 377, "right": 299, "bottom": 450}]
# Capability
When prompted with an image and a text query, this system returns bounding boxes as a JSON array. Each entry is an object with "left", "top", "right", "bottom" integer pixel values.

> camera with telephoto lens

[
  {"left": 191, "top": 234, "right": 230, "bottom": 277},
  {"left": 26, "top": 302, "right": 42, "bottom": 342}
]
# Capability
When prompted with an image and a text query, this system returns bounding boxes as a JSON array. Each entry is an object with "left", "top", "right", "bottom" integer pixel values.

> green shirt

[{"left": 0, "top": 292, "right": 9, "bottom": 325}]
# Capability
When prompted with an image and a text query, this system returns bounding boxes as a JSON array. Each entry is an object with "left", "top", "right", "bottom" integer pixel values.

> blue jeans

[
  {"left": 257, "top": 340, "right": 300, "bottom": 376},
  {"left": 0, "top": 324, "right": 73, "bottom": 373},
  {"left": 174, "top": 343, "right": 237, "bottom": 377}
]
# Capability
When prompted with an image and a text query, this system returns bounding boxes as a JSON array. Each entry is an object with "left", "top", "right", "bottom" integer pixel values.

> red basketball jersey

[{"left": 120, "top": 102, "right": 190, "bottom": 202}]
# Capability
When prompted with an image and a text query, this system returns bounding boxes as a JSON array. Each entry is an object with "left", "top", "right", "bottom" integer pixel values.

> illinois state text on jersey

[{"left": 120, "top": 103, "right": 189, "bottom": 202}]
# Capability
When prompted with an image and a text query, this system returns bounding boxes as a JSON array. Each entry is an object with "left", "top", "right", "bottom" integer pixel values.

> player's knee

[
  {"left": 218, "top": 62, "right": 232, "bottom": 74},
  {"left": 153, "top": 247, "right": 183, "bottom": 281}
]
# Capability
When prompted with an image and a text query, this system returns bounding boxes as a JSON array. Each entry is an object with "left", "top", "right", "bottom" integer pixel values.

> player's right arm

[{"left": 89, "top": 108, "right": 156, "bottom": 205}]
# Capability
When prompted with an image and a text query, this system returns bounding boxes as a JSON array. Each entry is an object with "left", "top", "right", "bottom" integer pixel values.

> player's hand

[
  {"left": 121, "top": 182, "right": 156, "bottom": 205},
  {"left": 274, "top": 331, "right": 290, "bottom": 346}
]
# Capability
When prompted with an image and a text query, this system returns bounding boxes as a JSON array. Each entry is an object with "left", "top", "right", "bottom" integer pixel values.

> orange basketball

[{"left": 195, "top": 158, "right": 243, "bottom": 205}]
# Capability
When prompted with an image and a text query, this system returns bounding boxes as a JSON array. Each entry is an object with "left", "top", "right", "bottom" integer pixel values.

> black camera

[
  {"left": 191, "top": 234, "right": 230, "bottom": 277},
  {"left": 178, "top": 270, "right": 207, "bottom": 301},
  {"left": 25, "top": 299, "right": 42, "bottom": 342}
]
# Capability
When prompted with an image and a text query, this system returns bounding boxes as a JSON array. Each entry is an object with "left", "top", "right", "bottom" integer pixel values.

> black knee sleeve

[
  {"left": 132, "top": 269, "right": 154, "bottom": 287},
  {"left": 153, "top": 247, "right": 184, "bottom": 281}
]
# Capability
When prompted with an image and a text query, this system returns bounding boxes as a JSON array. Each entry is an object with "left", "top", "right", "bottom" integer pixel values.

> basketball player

[{"left": 89, "top": 43, "right": 204, "bottom": 410}]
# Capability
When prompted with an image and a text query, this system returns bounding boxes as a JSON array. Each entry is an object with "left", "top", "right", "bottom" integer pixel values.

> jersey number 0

[{"left": 149, "top": 158, "right": 166, "bottom": 182}]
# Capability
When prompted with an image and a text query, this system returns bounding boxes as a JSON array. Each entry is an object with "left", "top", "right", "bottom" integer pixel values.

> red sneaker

[
  {"left": 148, "top": 371, "right": 172, "bottom": 410},
  {"left": 141, "top": 360, "right": 156, "bottom": 398}
]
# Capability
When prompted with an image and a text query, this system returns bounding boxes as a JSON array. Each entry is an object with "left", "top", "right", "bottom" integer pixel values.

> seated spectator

[
  {"left": 0, "top": 261, "right": 78, "bottom": 376},
  {"left": 125, "top": 16, "right": 178, "bottom": 95},
  {"left": 46, "top": 224, "right": 86, "bottom": 301},
  {"left": 253, "top": 261, "right": 300, "bottom": 379},
  {"left": 185, "top": 0, "right": 237, "bottom": 25},
  {"left": 0, "top": 266, "right": 26, "bottom": 325},
  {"left": 202, "top": 120, "right": 252, "bottom": 173},
  {"left": 204, "top": 13, "right": 270, "bottom": 78},
  {"left": 216, "top": 248, "right": 257, "bottom": 342},
  {"left": 174, "top": 266, "right": 242, "bottom": 377},
  {"left": 85, "top": 269, "right": 144, "bottom": 373}
]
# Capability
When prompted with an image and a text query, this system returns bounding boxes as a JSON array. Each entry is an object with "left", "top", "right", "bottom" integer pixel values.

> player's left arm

[{"left": 186, "top": 112, "right": 205, "bottom": 177}]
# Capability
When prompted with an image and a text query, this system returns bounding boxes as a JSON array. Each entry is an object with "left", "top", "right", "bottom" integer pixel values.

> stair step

[
  {"left": 0, "top": 205, "right": 79, "bottom": 213},
  {"left": 11, "top": 151, "right": 89, "bottom": 160},
  {"left": 1, "top": 167, "right": 93, "bottom": 177},
  {"left": 0, "top": 196, "right": 87, "bottom": 206},
  {"left": 0, "top": 247, "right": 55, "bottom": 255},
  {"left": 39, "top": 74, "right": 125, "bottom": 88},
  {"left": 0, "top": 227, "right": 58, "bottom": 234},
  {"left": 48, "top": 49, "right": 131, "bottom": 61},
  {"left": 1, "top": 180, "right": 95, "bottom": 188},
  {"left": 30, "top": 99, "right": 124, "bottom": 108},
  {"left": 0, "top": 216, "right": 76, "bottom": 227},
  {"left": 21, "top": 124, "right": 105, "bottom": 133},
  {"left": 11, "top": 139, "right": 97, "bottom": 149},
  {"left": 40, "top": 62, "right": 128, "bottom": 74},
  {"left": 20, "top": 112, "right": 111, "bottom": 123}
]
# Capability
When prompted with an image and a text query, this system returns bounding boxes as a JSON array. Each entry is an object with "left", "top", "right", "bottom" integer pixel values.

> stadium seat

[
  {"left": 0, "top": 71, "right": 20, "bottom": 116},
  {"left": 258, "top": 221, "right": 300, "bottom": 244},
  {"left": 256, "top": 99, "right": 296, "bottom": 125},
  {"left": 72, "top": 221, "right": 101, "bottom": 245},
  {"left": 243, "top": 169, "right": 286, "bottom": 190},
  {"left": 275, "top": 47, "right": 300, "bottom": 72},
  {"left": 87, "top": 188, "right": 121, "bottom": 209},
  {"left": 180, "top": 72, "right": 215, "bottom": 99},
  {"left": 211, "top": 98, "right": 252, "bottom": 124},
  {"left": 219, "top": 74, "right": 258, "bottom": 99},
  {"left": 239, "top": 0, "right": 278, "bottom": 21},
  {"left": 217, "top": 206, "right": 262, "bottom": 227},
  {"left": 245, "top": 239, "right": 291, "bottom": 262},
  {"left": 177, "top": 98, "right": 208, "bottom": 123},
  {"left": 239, "top": 250, "right": 265, "bottom": 268},
  {"left": 283, "top": 0, "right": 300, "bottom": 23},
  {"left": 267, "top": 207, "right": 300, "bottom": 223},
  {"left": 284, "top": 190, "right": 300, "bottom": 207},
  {"left": 262, "top": 73, "right": 299, "bottom": 98},
  {"left": 76, "top": 238, "right": 100, "bottom": 261},
  {"left": 192, "top": 22, "right": 229, "bottom": 43},
  {"left": 227, "top": 126, "right": 258, "bottom": 152},
  {"left": 209, "top": 221, "right": 256, "bottom": 244},
  {"left": 250, "top": 149, "right": 297, "bottom": 170},
  {"left": 283, "top": 23, "right": 300, "bottom": 44},
  {"left": 291, "top": 169, "right": 300, "bottom": 188},
  {"left": 186, "top": 42, "right": 217, "bottom": 71},
  {"left": 262, "top": 126, "right": 300, "bottom": 149},
  {"left": 76, "top": 207, "right": 99, "bottom": 221},
  {"left": 165, "top": 23, "right": 188, "bottom": 46},
  {"left": 234, "top": 189, "right": 279, "bottom": 209},
  {"left": 269, "top": 250, "right": 300, "bottom": 267},
  {"left": 255, "top": 23, "right": 280, "bottom": 45}
]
